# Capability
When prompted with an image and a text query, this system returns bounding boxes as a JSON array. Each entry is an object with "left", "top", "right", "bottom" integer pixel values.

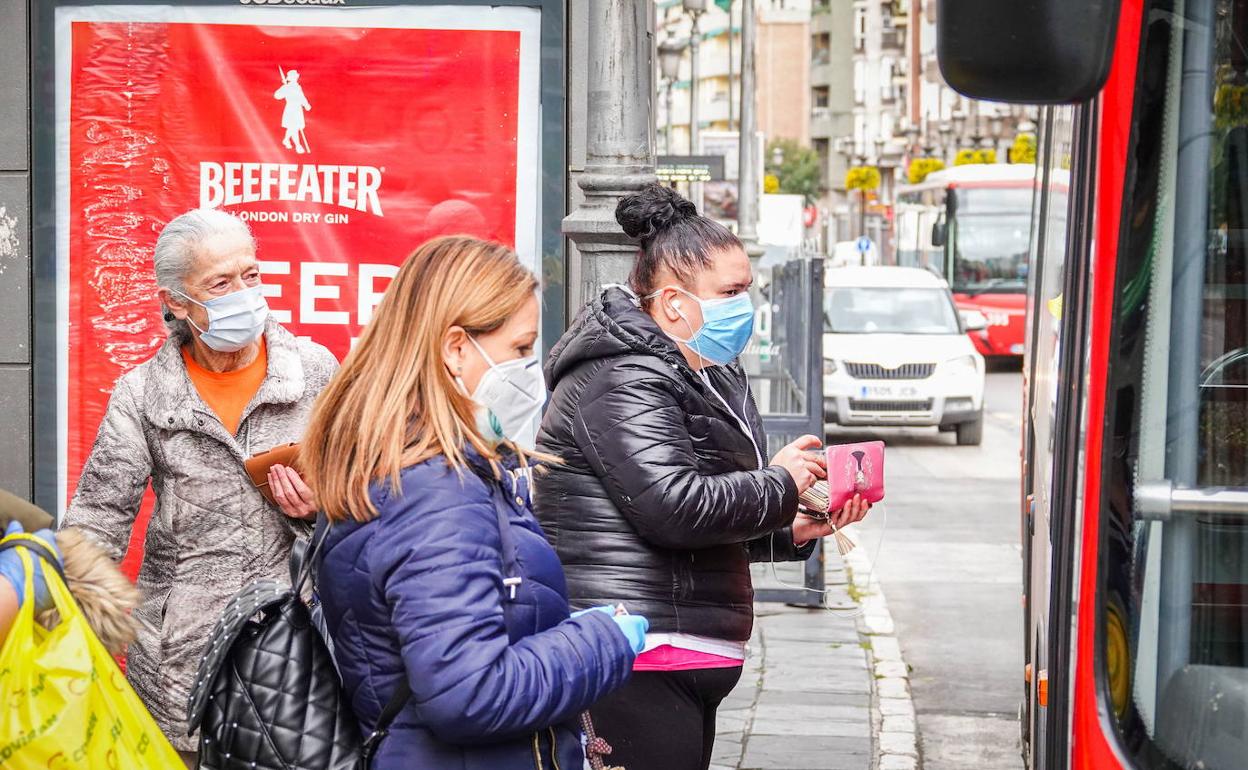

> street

[{"left": 830, "top": 369, "right": 1025, "bottom": 770}]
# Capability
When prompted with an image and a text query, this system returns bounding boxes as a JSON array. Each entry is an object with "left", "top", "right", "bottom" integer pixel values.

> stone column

[
  {"left": 563, "top": 0, "right": 656, "bottom": 307},
  {"left": 737, "top": 0, "right": 763, "bottom": 257}
]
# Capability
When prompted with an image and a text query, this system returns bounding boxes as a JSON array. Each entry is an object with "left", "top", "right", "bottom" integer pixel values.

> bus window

[
  {"left": 949, "top": 187, "right": 1033, "bottom": 294},
  {"left": 896, "top": 206, "right": 921, "bottom": 267},
  {"left": 1102, "top": 1, "right": 1248, "bottom": 768}
]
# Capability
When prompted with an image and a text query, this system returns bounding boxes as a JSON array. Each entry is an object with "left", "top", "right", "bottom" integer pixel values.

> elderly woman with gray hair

[{"left": 63, "top": 208, "right": 337, "bottom": 766}]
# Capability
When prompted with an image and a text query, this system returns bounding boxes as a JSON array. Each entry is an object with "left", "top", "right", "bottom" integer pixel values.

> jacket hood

[{"left": 545, "top": 287, "right": 690, "bottom": 389}]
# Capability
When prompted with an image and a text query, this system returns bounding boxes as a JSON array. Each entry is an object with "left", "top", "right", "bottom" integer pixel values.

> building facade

[
  {"left": 656, "top": 0, "right": 811, "bottom": 154},
  {"left": 811, "top": 0, "right": 1037, "bottom": 254}
]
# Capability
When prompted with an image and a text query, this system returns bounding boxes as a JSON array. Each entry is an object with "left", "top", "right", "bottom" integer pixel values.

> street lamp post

[
  {"left": 737, "top": 0, "right": 763, "bottom": 256},
  {"left": 903, "top": 121, "right": 921, "bottom": 162},
  {"left": 835, "top": 136, "right": 853, "bottom": 243},
  {"left": 726, "top": 0, "right": 735, "bottom": 131},
  {"left": 854, "top": 152, "right": 867, "bottom": 240},
  {"left": 989, "top": 113, "right": 1005, "bottom": 161},
  {"left": 951, "top": 109, "right": 968, "bottom": 158},
  {"left": 659, "top": 38, "right": 684, "bottom": 155},
  {"left": 562, "top": 0, "right": 656, "bottom": 301},
  {"left": 684, "top": 0, "right": 707, "bottom": 155}
]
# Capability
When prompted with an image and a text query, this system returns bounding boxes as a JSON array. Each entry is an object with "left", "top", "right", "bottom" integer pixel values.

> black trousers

[{"left": 589, "top": 666, "right": 743, "bottom": 770}]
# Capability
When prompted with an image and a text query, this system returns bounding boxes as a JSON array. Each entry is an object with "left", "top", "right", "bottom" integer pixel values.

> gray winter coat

[{"left": 63, "top": 320, "right": 337, "bottom": 750}]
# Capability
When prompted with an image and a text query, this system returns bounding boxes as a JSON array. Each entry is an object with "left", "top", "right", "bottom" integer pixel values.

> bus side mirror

[
  {"left": 931, "top": 220, "right": 947, "bottom": 248},
  {"left": 936, "top": 0, "right": 1120, "bottom": 103},
  {"left": 961, "top": 310, "right": 989, "bottom": 333}
]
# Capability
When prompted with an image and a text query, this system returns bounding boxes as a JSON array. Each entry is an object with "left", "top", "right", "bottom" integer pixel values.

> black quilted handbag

[{"left": 186, "top": 521, "right": 409, "bottom": 770}]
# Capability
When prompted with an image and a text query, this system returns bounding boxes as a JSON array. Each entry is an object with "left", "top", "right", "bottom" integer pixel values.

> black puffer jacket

[{"left": 534, "top": 287, "right": 813, "bottom": 643}]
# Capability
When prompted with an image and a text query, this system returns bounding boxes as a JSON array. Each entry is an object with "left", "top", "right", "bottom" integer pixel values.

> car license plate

[{"left": 860, "top": 385, "right": 919, "bottom": 399}]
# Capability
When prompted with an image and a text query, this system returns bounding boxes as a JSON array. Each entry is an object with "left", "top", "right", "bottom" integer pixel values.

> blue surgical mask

[
  {"left": 172, "top": 285, "right": 269, "bottom": 353},
  {"left": 648, "top": 286, "right": 756, "bottom": 366}
]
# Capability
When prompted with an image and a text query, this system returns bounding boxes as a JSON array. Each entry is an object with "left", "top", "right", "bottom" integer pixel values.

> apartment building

[{"left": 656, "top": 0, "right": 812, "bottom": 154}]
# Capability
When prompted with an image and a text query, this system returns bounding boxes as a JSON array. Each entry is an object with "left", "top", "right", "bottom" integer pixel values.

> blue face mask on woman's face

[{"left": 648, "top": 286, "right": 756, "bottom": 366}]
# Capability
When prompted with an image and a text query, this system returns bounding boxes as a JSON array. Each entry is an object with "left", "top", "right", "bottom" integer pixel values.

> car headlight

[
  {"left": 944, "top": 354, "right": 979, "bottom": 374},
  {"left": 823, "top": 358, "right": 839, "bottom": 375}
]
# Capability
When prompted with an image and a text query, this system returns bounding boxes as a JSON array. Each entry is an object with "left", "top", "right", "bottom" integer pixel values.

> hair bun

[{"left": 615, "top": 183, "right": 698, "bottom": 241}]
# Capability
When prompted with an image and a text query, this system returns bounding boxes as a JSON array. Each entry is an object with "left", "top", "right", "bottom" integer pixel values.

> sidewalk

[{"left": 711, "top": 549, "right": 918, "bottom": 770}]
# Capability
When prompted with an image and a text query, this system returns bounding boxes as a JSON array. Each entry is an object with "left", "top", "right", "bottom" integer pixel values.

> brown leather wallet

[{"left": 245, "top": 443, "right": 301, "bottom": 506}]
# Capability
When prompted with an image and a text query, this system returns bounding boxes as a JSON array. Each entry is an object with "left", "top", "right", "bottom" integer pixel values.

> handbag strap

[
  {"left": 491, "top": 474, "right": 525, "bottom": 632},
  {"left": 293, "top": 513, "right": 332, "bottom": 596},
  {"left": 360, "top": 678, "right": 411, "bottom": 761}
]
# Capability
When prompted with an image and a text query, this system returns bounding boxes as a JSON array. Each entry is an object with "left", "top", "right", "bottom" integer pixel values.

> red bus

[
  {"left": 940, "top": 0, "right": 1248, "bottom": 768},
  {"left": 896, "top": 164, "right": 1038, "bottom": 359}
]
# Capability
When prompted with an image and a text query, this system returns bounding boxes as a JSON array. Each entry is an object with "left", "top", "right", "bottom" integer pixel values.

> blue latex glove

[
  {"left": 0, "top": 521, "right": 62, "bottom": 613},
  {"left": 571, "top": 605, "right": 649, "bottom": 655},
  {"left": 611, "top": 614, "right": 649, "bottom": 655}
]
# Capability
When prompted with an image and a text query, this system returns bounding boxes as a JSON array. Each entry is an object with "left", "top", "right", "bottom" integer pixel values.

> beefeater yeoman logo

[
  {"left": 274, "top": 65, "right": 311, "bottom": 154},
  {"left": 198, "top": 64, "right": 386, "bottom": 218}
]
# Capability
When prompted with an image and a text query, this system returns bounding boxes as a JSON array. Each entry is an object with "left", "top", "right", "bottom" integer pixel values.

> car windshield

[{"left": 824, "top": 287, "right": 960, "bottom": 335}]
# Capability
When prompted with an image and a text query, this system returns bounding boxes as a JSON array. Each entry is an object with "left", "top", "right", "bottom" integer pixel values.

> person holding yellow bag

[
  {"left": 0, "top": 521, "right": 59, "bottom": 643},
  {"left": 0, "top": 522, "right": 183, "bottom": 768}
]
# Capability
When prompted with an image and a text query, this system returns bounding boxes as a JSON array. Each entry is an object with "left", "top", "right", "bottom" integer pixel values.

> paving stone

[
  {"left": 755, "top": 690, "right": 871, "bottom": 710},
  {"left": 712, "top": 736, "right": 744, "bottom": 766},
  {"left": 878, "top": 731, "right": 919, "bottom": 757},
  {"left": 740, "top": 735, "right": 871, "bottom": 769},
  {"left": 873, "top": 660, "right": 909, "bottom": 679},
  {"left": 763, "top": 670, "right": 872, "bottom": 694},
  {"left": 717, "top": 712, "right": 750, "bottom": 734},
  {"left": 882, "top": 714, "right": 917, "bottom": 735},
  {"left": 718, "top": 555, "right": 881, "bottom": 769},
  {"left": 862, "top": 614, "right": 896, "bottom": 635},
  {"left": 875, "top": 677, "right": 910, "bottom": 699},
  {"left": 869, "top": 636, "right": 903, "bottom": 662},
  {"left": 753, "top": 703, "right": 870, "bottom": 724},
  {"left": 878, "top": 754, "right": 919, "bottom": 770},
  {"left": 748, "top": 716, "right": 871, "bottom": 739},
  {"left": 878, "top": 697, "right": 916, "bottom": 717}
]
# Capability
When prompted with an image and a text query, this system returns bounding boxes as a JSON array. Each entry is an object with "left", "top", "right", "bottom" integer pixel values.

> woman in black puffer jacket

[{"left": 534, "top": 184, "right": 870, "bottom": 770}]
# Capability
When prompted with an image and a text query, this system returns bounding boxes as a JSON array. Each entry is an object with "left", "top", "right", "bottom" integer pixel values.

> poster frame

[{"left": 28, "top": 0, "right": 567, "bottom": 515}]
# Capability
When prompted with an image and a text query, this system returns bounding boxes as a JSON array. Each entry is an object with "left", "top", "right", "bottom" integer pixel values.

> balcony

[
  {"left": 811, "top": 106, "right": 838, "bottom": 139},
  {"left": 812, "top": 61, "right": 835, "bottom": 86},
  {"left": 811, "top": 6, "right": 837, "bottom": 33},
  {"left": 881, "top": 28, "right": 905, "bottom": 50}
]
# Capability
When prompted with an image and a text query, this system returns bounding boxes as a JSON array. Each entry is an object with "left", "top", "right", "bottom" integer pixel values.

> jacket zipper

[
  {"left": 531, "top": 733, "right": 544, "bottom": 770},
  {"left": 548, "top": 727, "right": 562, "bottom": 770},
  {"left": 529, "top": 728, "right": 561, "bottom": 770}
]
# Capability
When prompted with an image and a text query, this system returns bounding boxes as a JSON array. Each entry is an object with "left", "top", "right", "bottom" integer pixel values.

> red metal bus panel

[{"left": 1071, "top": 0, "right": 1144, "bottom": 767}]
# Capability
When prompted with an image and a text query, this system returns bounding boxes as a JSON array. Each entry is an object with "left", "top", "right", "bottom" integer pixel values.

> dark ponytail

[{"left": 616, "top": 183, "right": 741, "bottom": 300}]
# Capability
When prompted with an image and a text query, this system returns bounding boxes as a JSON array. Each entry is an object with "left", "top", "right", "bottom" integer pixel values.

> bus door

[
  {"left": 1095, "top": 1, "right": 1248, "bottom": 767},
  {"left": 1021, "top": 104, "right": 1077, "bottom": 768}
]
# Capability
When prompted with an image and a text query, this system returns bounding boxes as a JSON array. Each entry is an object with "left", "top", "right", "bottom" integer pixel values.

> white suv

[{"left": 823, "top": 266, "right": 987, "bottom": 445}]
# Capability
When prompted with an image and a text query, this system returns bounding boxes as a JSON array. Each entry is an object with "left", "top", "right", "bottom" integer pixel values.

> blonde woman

[{"left": 302, "top": 237, "right": 646, "bottom": 770}]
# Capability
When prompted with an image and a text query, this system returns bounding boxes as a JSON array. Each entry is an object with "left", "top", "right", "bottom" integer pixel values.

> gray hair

[{"left": 154, "top": 208, "right": 255, "bottom": 333}]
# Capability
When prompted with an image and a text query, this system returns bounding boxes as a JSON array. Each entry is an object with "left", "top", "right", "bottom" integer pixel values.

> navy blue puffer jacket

[{"left": 315, "top": 448, "right": 635, "bottom": 770}]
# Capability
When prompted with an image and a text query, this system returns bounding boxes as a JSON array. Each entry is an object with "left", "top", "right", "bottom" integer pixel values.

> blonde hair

[{"left": 302, "top": 236, "right": 540, "bottom": 523}]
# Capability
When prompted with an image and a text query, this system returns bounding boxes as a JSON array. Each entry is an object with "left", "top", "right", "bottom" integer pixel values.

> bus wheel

[{"left": 956, "top": 413, "right": 984, "bottom": 446}]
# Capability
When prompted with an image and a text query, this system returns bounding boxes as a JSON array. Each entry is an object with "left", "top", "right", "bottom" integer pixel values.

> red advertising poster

[{"left": 54, "top": 7, "right": 542, "bottom": 547}]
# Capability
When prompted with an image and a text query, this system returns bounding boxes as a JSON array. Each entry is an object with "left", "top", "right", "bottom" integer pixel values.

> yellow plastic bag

[{"left": 0, "top": 538, "right": 183, "bottom": 769}]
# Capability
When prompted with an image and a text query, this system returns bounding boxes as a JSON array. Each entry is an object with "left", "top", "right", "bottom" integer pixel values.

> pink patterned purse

[{"left": 824, "top": 441, "right": 886, "bottom": 511}]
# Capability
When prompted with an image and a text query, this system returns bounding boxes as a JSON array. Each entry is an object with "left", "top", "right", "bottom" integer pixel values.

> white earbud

[{"left": 672, "top": 299, "right": 683, "bottom": 309}]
